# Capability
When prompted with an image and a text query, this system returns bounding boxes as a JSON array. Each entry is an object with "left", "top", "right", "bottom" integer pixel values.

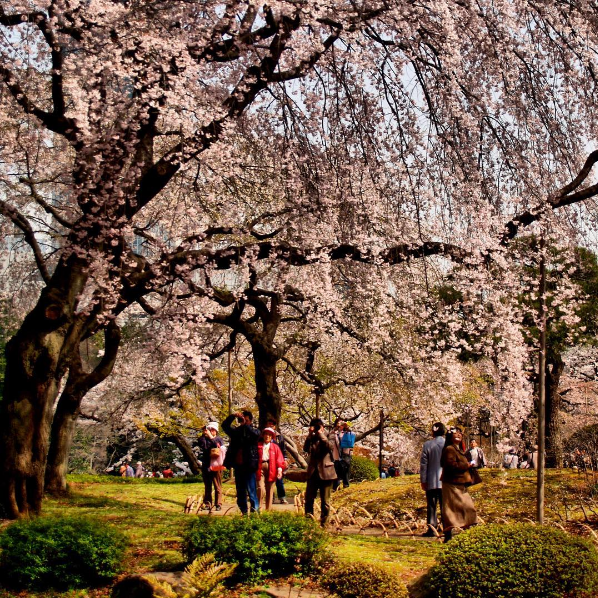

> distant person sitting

[
  {"left": 125, "top": 462, "right": 135, "bottom": 477},
  {"left": 162, "top": 464, "right": 174, "bottom": 478},
  {"left": 503, "top": 448, "right": 519, "bottom": 469}
]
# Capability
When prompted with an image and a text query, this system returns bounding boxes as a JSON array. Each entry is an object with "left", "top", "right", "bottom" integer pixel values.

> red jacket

[{"left": 257, "top": 441, "right": 285, "bottom": 482}]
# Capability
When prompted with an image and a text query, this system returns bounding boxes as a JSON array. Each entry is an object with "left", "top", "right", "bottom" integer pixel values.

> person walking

[
  {"left": 420, "top": 422, "right": 446, "bottom": 537},
  {"left": 222, "top": 410, "right": 260, "bottom": 515},
  {"left": 257, "top": 427, "right": 285, "bottom": 510},
  {"left": 338, "top": 421, "right": 356, "bottom": 488},
  {"left": 331, "top": 419, "right": 343, "bottom": 491},
  {"left": 466, "top": 440, "right": 487, "bottom": 469},
  {"left": 135, "top": 461, "right": 145, "bottom": 478},
  {"left": 266, "top": 417, "right": 289, "bottom": 504},
  {"left": 303, "top": 418, "right": 337, "bottom": 527},
  {"left": 197, "top": 422, "right": 225, "bottom": 511},
  {"left": 440, "top": 427, "right": 478, "bottom": 542}
]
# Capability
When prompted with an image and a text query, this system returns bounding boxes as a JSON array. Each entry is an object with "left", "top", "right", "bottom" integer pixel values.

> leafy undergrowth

[{"left": 1, "top": 470, "right": 597, "bottom": 598}]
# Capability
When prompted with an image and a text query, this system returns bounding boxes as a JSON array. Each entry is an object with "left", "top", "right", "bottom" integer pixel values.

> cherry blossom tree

[{"left": 2, "top": 0, "right": 598, "bottom": 518}]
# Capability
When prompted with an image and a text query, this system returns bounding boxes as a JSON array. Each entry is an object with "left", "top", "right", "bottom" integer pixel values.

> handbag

[
  {"left": 210, "top": 447, "right": 221, "bottom": 457},
  {"left": 468, "top": 467, "right": 483, "bottom": 487}
]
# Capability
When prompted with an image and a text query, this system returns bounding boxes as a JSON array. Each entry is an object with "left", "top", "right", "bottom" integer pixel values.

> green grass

[
  {"left": 0, "top": 469, "right": 596, "bottom": 598},
  {"left": 331, "top": 535, "right": 442, "bottom": 583}
]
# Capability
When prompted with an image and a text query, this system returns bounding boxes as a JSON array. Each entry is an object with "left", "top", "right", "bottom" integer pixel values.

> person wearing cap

[
  {"left": 257, "top": 427, "right": 286, "bottom": 510},
  {"left": 420, "top": 422, "right": 446, "bottom": 537},
  {"left": 197, "top": 422, "right": 225, "bottom": 510},
  {"left": 135, "top": 461, "right": 145, "bottom": 478}
]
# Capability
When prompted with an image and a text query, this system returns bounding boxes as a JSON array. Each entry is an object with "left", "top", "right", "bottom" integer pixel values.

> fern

[
  {"left": 142, "top": 575, "right": 178, "bottom": 598},
  {"left": 180, "top": 554, "right": 236, "bottom": 598}
]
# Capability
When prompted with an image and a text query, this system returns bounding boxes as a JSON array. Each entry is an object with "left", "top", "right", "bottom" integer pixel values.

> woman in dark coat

[{"left": 440, "top": 427, "right": 477, "bottom": 542}]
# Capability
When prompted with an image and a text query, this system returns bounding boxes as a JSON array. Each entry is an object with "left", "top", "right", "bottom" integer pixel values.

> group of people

[
  {"left": 118, "top": 461, "right": 179, "bottom": 478},
  {"left": 420, "top": 423, "right": 483, "bottom": 542},
  {"left": 204, "top": 412, "right": 355, "bottom": 526}
]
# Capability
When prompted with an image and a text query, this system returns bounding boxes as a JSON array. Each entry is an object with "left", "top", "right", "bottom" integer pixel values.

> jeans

[
  {"left": 426, "top": 488, "right": 442, "bottom": 528},
  {"left": 234, "top": 468, "right": 259, "bottom": 514},
  {"left": 275, "top": 476, "right": 286, "bottom": 499}
]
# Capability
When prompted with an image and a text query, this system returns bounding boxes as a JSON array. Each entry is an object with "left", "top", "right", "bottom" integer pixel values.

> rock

[{"left": 111, "top": 574, "right": 178, "bottom": 598}]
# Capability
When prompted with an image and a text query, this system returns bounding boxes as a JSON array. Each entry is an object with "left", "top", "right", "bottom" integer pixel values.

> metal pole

[
  {"left": 537, "top": 236, "right": 547, "bottom": 523},
  {"left": 379, "top": 410, "right": 384, "bottom": 476},
  {"left": 227, "top": 349, "right": 233, "bottom": 415}
]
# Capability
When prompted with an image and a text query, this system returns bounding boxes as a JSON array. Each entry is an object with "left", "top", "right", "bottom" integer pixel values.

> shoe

[
  {"left": 422, "top": 529, "right": 436, "bottom": 538},
  {"left": 280, "top": 498, "right": 289, "bottom": 504}
]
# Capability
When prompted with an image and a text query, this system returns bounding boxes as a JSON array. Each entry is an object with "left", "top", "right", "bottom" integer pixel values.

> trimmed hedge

[
  {"left": 182, "top": 512, "right": 329, "bottom": 583},
  {"left": 425, "top": 523, "right": 598, "bottom": 598},
  {"left": 350, "top": 456, "right": 379, "bottom": 482},
  {"left": 0, "top": 515, "right": 127, "bottom": 590},
  {"left": 320, "top": 561, "right": 409, "bottom": 598}
]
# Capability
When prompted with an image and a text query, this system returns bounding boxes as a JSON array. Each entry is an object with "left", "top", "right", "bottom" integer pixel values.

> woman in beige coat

[{"left": 440, "top": 427, "right": 478, "bottom": 542}]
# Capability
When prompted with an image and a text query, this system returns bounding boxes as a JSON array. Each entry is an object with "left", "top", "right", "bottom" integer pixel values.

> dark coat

[
  {"left": 441, "top": 444, "right": 473, "bottom": 485},
  {"left": 196, "top": 434, "right": 224, "bottom": 470},
  {"left": 222, "top": 415, "right": 260, "bottom": 471},
  {"left": 304, "top": 430, "right": 337, "bottom": 481}
]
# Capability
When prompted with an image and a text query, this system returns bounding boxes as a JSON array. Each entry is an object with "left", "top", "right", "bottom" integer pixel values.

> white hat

[
  {"left": 136, "top": 461, "right": 142, "bottom": 465},
  {"left": 207, "top": 421, "right": 219, "bottom": 432},
  {"left": 261, "top": 427, "right": 276, "bottom": 437}
]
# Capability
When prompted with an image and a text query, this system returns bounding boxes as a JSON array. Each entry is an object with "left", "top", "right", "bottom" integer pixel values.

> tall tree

[{"left": 2, "top": 0, "right": 598, "bottom": 517}]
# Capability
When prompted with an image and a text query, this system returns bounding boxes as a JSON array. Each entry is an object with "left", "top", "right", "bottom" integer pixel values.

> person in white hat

[{"left": 197, "top": 421, "right": 225, "bottom": 510}]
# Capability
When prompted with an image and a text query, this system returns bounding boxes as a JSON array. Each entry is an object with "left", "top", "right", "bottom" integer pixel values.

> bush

[
  {"left": 425, "top": 523, "right": 598, "bottom": 598},
  {"left": 0, "top": 515, "right": 127, "bottom": 590},
  {"left": 182, "top": 512, "right": 329, "bottom": 583},
  {"left": 320, "top": 561, "right": 408, "bottom": 598},
  {"left": 350, "top": 456, "right": 379, "bottom": 482}
]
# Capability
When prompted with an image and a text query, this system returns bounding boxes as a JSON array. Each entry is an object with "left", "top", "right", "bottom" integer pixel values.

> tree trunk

[
  {"left": 545, "top": 354, "right": 565, "bottom": 468},
  {"left": 172, "top": 435, "right": 202, "bottom": 475},
  {"left": 285, "top": 437, "right": 308, "bottom": 468},
  {"left": 252, "top": 345, "right": 283, "bottom": 428},
  {"left": 0, "top": 258, "right": 88, "bottom": 517},
  {"left": 45, "top": 322, "right": 121, "bottom": 495}
]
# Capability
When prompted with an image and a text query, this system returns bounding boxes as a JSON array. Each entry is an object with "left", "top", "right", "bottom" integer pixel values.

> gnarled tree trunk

[
  {"left": 0, "top": 257, "right": 88, "bottom": 517},
  {"left": 253, "top": 344, "right": 283, "bottom": 428}
]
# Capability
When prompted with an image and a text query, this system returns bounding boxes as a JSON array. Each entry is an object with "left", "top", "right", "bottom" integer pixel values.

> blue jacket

[{"left": 420, "top": 435, "right": 445, "bottom": 489}]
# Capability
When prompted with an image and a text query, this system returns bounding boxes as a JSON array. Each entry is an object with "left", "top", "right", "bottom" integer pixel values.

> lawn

[{"left": 0, "top": 469, "right": 596, "bottom": 597}]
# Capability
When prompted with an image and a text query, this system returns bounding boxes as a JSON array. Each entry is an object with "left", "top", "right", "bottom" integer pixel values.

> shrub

[
  {"left": 350, "top": 456, "right": 379, "bottom": 482},
  {"left": 320, "top": 561, "right": 408, "bottom": 598},
  {"left": 182, "top": 512, "right": 329, "bottom": 583},
  {"left": 0, "top": 515, "right": 127, "bottom": 590},
  {"left": 425, "top": 523, "right": 598, "bottom": 598}
]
